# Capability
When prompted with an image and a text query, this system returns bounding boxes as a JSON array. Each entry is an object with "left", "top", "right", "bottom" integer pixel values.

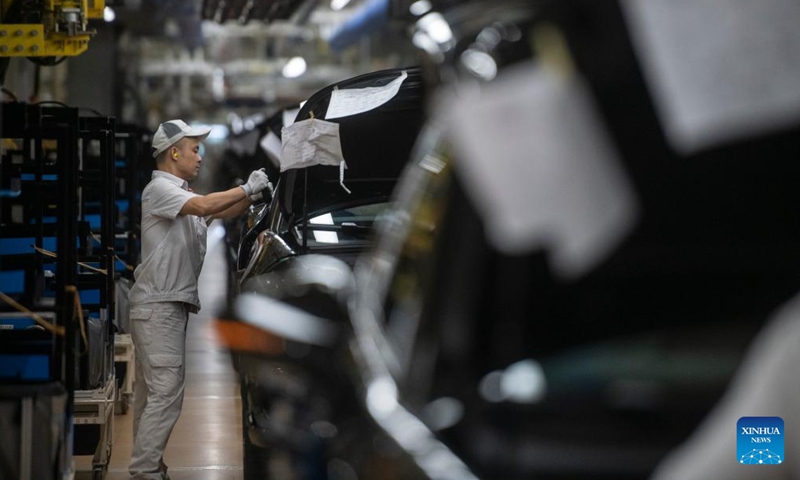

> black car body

[
  {"left": 219, "top": 66, "right": 427, "bottom": 480},
  {"left": 223, "top": 1, "right": 800, "bottom": 479},
  {"left": 235, "top": 67, "right": 425, "bottom": 280}
]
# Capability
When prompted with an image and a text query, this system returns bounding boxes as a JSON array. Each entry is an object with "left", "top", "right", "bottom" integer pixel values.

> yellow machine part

[
  {"left": 85, "top": 0, "right": 105, "bottom": 20},
  {"left": 0, "top": 24, "right": 93, "bottom": 56},
  {"left": 44, "top": 0, "right": 106, "bottom": 20},
  {"left": 0, "top": 0, "right": 104, "bottom": 57}
]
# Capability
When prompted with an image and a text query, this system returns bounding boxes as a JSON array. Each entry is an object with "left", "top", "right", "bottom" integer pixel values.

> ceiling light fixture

[
  {"left": 409, "top": 0, "right": 432, "bottom": 16},
  {"left": 282, "top": 56, "right": 307, "bottom": 78},
  {"left": 330, "top": 0, "right": 352, "bottom": 11},
  {"left": 103, "top": 6, "right": 115, "bottom": 22}
]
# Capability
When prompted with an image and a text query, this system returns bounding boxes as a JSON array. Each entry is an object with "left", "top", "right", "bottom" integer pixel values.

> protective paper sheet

[
  {"left": 443, "top": 62, "right": 639, "bottom": 279},
  {"left": 259, "top": 130, "right": 282, "bottom": 167},
  {"left": 280, "top": 118, "right": 346, "bottom": 172},
  {"left": 325, "top": 70, "right": 408, "bottom": 120},
  {"left": 622, "top": 0, "right": 800, "bottom": 153}
]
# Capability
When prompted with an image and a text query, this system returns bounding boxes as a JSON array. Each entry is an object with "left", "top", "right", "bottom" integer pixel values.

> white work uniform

[{"left": 128, "top": 171, "right": 208, "bottom": 480}]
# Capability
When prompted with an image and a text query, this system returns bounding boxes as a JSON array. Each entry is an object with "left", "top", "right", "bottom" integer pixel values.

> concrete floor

[{"left": 75, "top": 222, "right": 244, "bottom": 480}]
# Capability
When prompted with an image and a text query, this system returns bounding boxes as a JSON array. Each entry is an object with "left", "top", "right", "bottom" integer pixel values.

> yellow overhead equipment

[{"left": 0, "top": 0, "right": 104, "bottom": 58}]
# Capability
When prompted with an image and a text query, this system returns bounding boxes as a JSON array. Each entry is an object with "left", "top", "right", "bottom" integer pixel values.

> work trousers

[{"left": 128, "top": 302, "right": 189, "bottom": 480}]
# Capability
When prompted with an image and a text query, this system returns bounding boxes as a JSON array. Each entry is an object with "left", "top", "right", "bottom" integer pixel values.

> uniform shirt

[{"left": 128, "top": 171, "right": 209, "bottom": 312}]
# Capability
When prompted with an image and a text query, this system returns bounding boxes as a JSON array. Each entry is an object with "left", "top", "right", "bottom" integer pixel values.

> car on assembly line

[
  {"left": 218, "top": 0, "right": 800, "bottom": 478},
  {"left": 215, "top": 66, "right": 428, "bottom": 480}
]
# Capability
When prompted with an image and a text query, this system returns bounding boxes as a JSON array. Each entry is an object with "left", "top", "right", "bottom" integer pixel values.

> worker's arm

[
  {"left": 179, "top": 186, "right": 248, "bottom": 217},
  {"left": 180, "top": 169, "right": 270, "bottom": 218},
  {"left": 210, "top": 196, "right": 253, "bottom": 220}
]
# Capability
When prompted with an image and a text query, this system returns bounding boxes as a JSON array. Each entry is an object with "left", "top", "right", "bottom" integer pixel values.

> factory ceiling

[{"left": 106, "top": 0, "right": 424, "bottom": 125}]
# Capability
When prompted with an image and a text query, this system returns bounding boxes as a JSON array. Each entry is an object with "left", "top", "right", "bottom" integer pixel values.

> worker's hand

[
  {"left": 241, "top": 168, "right": 270, "bottom": 197},
  {"left": 249, "top": 181, "right": 274, "bottom": 203}
]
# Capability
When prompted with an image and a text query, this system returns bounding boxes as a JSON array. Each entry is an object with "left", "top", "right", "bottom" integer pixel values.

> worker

[{"left": 127, "top": 119, "right": 271, "bottom": 479}]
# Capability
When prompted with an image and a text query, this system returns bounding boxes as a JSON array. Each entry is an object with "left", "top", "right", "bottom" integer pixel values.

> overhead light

[
  {"left": 409, "top": 0, "right": 432, "bottom": 16},
  {"left": 330, "top": 0, "right": 352, "bottom": 11},
  {"left": 282, "top": 56, "right": 307, "bottom": 78},
  {"left": 103, "top": 6, "right": 115, "bottom": 22},
  {"left": 412, "top": 31, "right": 438, "bottom": 56},
  {"left": 478, "top": 359, "right": 547, "bottom": 404},
  {"left": 460, "top": 49, "right": 498, "bottom": 81},
  {"left": 417, "top": 12, "right": 453, "bottom": 45}
]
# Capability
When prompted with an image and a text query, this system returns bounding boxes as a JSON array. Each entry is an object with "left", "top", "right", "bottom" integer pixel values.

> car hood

[{"left": 276, "top": 67, "right": 426, "bottom": 220}]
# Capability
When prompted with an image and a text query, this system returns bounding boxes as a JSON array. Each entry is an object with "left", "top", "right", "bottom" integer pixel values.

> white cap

[{"left": 151, "top": 119, "right": 212, "bottom": 158}]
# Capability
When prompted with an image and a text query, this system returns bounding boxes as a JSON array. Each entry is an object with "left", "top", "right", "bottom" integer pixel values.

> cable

[
  {"left": 90, "top": 232, "right": 135, "bottom": 272},
  {"left": 33, "top": 245, "right": 108, "bottom": 275},
  {"left": 0, "top": 290, "right": 65, "bottom": 336},
  {"left": 65, "top": 285, "right": 89, "bottom": 355},
  {"left": 0, "top": 285, "right": 91, "bottom": 358}
]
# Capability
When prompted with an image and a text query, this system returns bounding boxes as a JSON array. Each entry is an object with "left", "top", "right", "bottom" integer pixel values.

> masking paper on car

[
  {"left": 280, "top": 118, "right": 346, "bottom": 171},
  {"left": 443, "top": 62, "right": 639, "bottom": 280},
  {"left": 325, "top": 70, "right": 408, "bottom": 120},
  {"left": 621, "top": 0, "right": 800, "bottom": 154}
]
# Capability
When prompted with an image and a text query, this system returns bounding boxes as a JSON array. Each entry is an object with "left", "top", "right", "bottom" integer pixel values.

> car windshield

[{"left": 291, "top": 201, "right": 389, "bottom": 248}]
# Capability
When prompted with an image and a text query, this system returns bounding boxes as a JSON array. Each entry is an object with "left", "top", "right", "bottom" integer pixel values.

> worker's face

[{"left": 171, "top": 137, "right": 203, "bottom": 181}]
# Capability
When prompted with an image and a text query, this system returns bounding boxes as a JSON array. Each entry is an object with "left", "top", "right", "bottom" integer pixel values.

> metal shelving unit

[
  {"left": 0, "top": 103, "right": 120, "bottom": 480},
  {"left": 113, "top": 333, "right": 134, "bottom": 414}
]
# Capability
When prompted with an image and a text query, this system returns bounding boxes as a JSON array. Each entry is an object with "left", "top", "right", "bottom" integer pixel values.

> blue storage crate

[
  {"left": 0, "top": 237, "right": 57, "bottom": 255},
  {"left": 0, "top": 270, "right": 25, "bottom": 294},
  {"left": 20, "top": 174, "right": 58, "bottom": 181},
  {"left": 0, "top": 355, "right": 50, "bottom": 381},
  {"left": 0, "top": 316, "right": 37, "bottom": 329},
  {"left": 79, "top": 289, "right": 100, "bottom": 305}
]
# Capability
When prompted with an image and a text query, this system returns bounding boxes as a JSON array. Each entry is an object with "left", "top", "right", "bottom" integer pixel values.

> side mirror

[
  {"left": 238, "top": 230, "right": 296, "bottom": 284},
  {"left": 244, "top": 202, "right": 266, "bottom": 232}
]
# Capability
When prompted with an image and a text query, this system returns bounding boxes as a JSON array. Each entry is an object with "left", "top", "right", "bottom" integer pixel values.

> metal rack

[
  {"left": 73, "top": 374, "right": 115, "bottom": 479},
  {"left": 0, "top": 103, "right": 120, "bottom": 480},
  {"left": 113, "top": 333, "right": 134, "bottom": 414},
  {"left": 1, "top": 103, "right": 79, "bottom": 480}
]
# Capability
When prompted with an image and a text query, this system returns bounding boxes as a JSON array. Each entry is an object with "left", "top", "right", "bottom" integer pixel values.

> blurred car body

[
  {"left": 222, "top": 0, "right": 800, "bottom": 479},
  {"left": 219, "top": 66, "right": 427, "bottom": 479}
]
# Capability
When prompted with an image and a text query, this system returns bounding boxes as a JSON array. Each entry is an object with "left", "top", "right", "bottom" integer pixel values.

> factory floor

[{"left": 75, "top": 223, "right": 244, "bottom": 480}]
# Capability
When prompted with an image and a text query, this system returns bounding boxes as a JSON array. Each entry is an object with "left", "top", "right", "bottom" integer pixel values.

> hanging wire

[
  {"left": 90, "top": 232, "right": 135, "bottom": 272},
  {"left": 0, "top": 286, "right": 91, "bottom": 353},
  {"left": 32, "top": 244, "right": 108, "bottom": 275},
  {"left": 0, "top": 290, "right": 64, "bottom": 335},
  {"left": 66, "top": 285, "right": 89, "bottom": 355}
]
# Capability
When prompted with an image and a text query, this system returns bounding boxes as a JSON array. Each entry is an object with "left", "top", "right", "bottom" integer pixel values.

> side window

[{"left": 292, "top": 201, "right": 390, "bottom": 247}]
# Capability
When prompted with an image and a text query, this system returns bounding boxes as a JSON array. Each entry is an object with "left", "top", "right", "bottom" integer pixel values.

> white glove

[
  {"left": 241, "top": 169, "right": 270, "bottom": 197},
  {"left": 249, "top": 181, "right": 274, "bottom": 203}
]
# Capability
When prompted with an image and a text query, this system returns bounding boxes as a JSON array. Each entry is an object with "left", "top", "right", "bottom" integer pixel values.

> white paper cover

[
  {"left": 280, "top": 118, "right": 346, "bottom": 172},
  {"left": 325, "top": 71, "right": 408, "bottom": 120},
  {"left": 622, "top": 0, "right": 800, "bottom": 153},
  {"left": 443, "top": 62, "right": 639, "bottom": 279}
]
